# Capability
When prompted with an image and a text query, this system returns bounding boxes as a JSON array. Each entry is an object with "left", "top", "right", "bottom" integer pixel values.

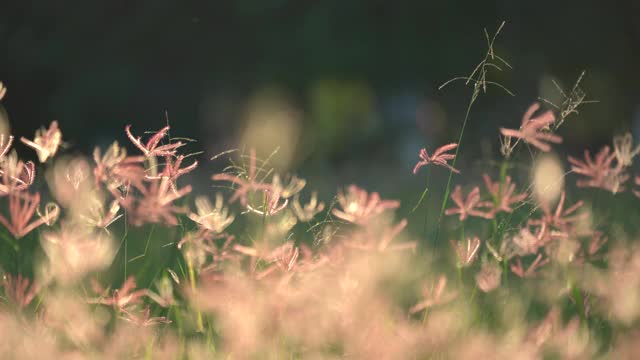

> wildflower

[
  {"left": 451, "top": 236, "right": 481, "bottom": 267},
  {"left": 212, "top": 149, "right": 272, "bottom": 208},
  {"left": 188, "top": 194, "right": 235, "bottom": 234},
  {"left": 2, "top": 274, "right": 39, "bottom": 309},
  {"left": 409, "top": 275, "right": 457, "bottom": 314},
  {"left": 125, "top": 125, "right": 185, "bottom": 157},
  {"left": 291, "top": 191, "right": 325, "bottom": 222},
  {"left": 146, "top": 277, "right": 175, "bottom": 308},
  {"left": 245, "top": 186, "right": 288, "bottom": 216},
  {"left": 613, "top": 132, "right": 640, "bottom": 167},
  {"left": 90, "top": 276, "right": 147, "bottom": 310},
  {"left": 146, "top": 155, "right": 198, "bottom": 185},
  {"left": 20, "top": 120, "right": 62, "bottom": 163},
  {"left": 512, "top": 224, "right": 551, "bottom": 255},
  {"left": 500, "top": 103, "right": 562, "bottom": 152},
  {"left": 482, "top": 174, "right": 527, "bottom": 214},
  {"left": 530, "top": 191, "right": 584, "bottom": 231},
  {"left": 331, "top": 185, "right": 400, "bottom": 224},
  {"left": 41, "top": 224, "right": 115, "bottom": 283},
  {"left": 345, "top": 219, "right": 416, "bottom": 253},
  {"left": 444, "top": 186, "right": 493, "bottom": 221},
  {"left": 256, "top": 241, "right": 301, "bottom": 280},
  {"left": 568, "top": 146, "right": 628, "bottom": 193},
  {"left": 0, "top": 192, "right": 59, "bottom": 238},
  {"left": 510, "top": 254, "right": 548, "bottom": 278},
  {"left": 475, "top": 262, "right": 502, "bottom": 293},
  {"left": 0, "top": 152, "right": 35, "bottom": 195},
  {"left": 412, "top": 143, "right": 459, "bottom": 174},
  {"left": 113, "top": 160, "right": 192, "bottom": 226},
  {"left": 93, "top": 141, "right": 146, "bottom": 189},
  {"left": 271, "top": 174, "right": 306, "bottom": 198},
  {"left": 78, "top": 198, "right": 122, "bottom": 231},
  {"left": 120, "top": 306, "right": 171, "bottom": 327}
]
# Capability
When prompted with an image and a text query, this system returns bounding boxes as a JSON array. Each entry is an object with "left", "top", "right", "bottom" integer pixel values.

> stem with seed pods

[{"left": 433, "top": 21, "right": 513, "bottom": 249}]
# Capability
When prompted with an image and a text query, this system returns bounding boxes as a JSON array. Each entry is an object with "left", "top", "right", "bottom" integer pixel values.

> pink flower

[
  {"left": 409, "top": 275, "right": 457, "bottom": 314},
  {"left": 93, "top": 141, "right": 147, "bottom": 190},
  {"left": 0, "top": 156, "right": 35, "bottom": 196},
  {"left": 451, "top": 236, "right": 481, "bottom": 267},
  {"left": 211, "top": 149, "right": 273, "bottom": 208},
  {"left": 568, "top": 146, "right": 629, "bottom": 193},
  {"left": 90, "top": 276, "right": 147, "bottom": 310},
  {"left": 331, "top": 185, "right": 400, "bottom": 224},
  {"left": 635, "top": 175, "right": 640, "bottom": 198},
  {"left": 510, "top": 254, "right": 548, "bottom": 278},
  {"left": 444, "top": 186, "right": 493, "bottom": 221},
  {"left": 125, "top": 125, "right": 184, "bottom": 157},
  {"left": 412, "top": 143, "right": 459, "bottom": 174},
  {"left": 0, "top": 192, "right": 59, "bottom": 238},
  {"left": 512, "top": 223, "right": 554, "bottom": 255},
  {"left": 529, "top": 191, "right": 584, "bottom": 231},
  {"left": 500, "top": 103, "right": 562, "bottom": 152},
  {"left": 2, "top": 274, "right": 39, "bottom": 309},
  {"left": 475, "top": 262, "right": 502, "bottom": 293},
  {"left": 482, "top": 174, "right": 527, "bottom": 214},
  {"left": 120, "top": 306, "right": 171, "bottom": 327},
  {"left": 20, "top": 121, "right": 62, "bottom": 163},
  {"left": 112, "top": 156, "right": 192, "bottom": 226},
  {"left": 344, "top": 219, "right": 416, "bottom": 253}
]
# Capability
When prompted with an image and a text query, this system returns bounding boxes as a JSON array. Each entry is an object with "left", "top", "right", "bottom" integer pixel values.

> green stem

[
  {"left": 420, "top": 168, "right": 431, "bottom": 237},
  {"left": 435, "top": 93, "right": 478, "bottom": 248},
  {"left": 571, "top": 283, "right": 587, "bottom": 322},
  {"left": 187, "top": 260, "right": 205, "bottom": 332}
]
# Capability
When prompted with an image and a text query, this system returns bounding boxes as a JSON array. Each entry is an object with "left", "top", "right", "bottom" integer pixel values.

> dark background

[{"left": 1, "top": 0, "right": 639, "bottom": 197}]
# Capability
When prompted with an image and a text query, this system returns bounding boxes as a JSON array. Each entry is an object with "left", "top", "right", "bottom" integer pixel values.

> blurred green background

[{"left": 1, "top": 0, "right": 639, "bottom": 200}]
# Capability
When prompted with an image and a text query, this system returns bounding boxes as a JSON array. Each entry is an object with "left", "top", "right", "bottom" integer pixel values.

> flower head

[
  {"left": 332, "top": 185, "right": 400, "bottom": 224},
  {"left": 444, "top": 185, "right": 493, "bottom": 221},
  {"left": 512, "top": 223, "right": 553, "bottom": 255},
  {"left": 451, "top": 236, "right": 481, "bottom": 267},
  {"left": 0, "top": 192, "right": 59, "bottom": 238},
  {"left": 291, "top": 192, "right": 325, "bottom": 222},
  {"left": 475, "top": 262, "right": 502, "bottom": 293},
  {"left": 112, "top": 153, "right": 193, "bottom": 226},
  {"left": 500, "top": 103, "right": 562, "bottom": 152},
  {"left": 510, "top": 254, "right": 549, "bottom": 278},
  {"left": 90, "top": 276, "right": 147, "bottom": 310},
  {"left": 568, "top": 146, "right": 628, "bottom": 193},
  {"left": 120, "top": 306, "right": 171, "bottom": 327},
  {"left": 529, "top": 191, "right": 584, "bottom": 231},
  {"left": 2, "top": 274, "right": 39, "bottom": 309},
  {"left": 412, "top": 143, "right": 459, "bottom": 174},
  {"left": 188, "top": 194, "right": 235, "bottom": 234},
  {"left": 125, "top": 125, "right": 184, "bottom": 157},
  {"left": 0, "top": 152, "right": 35, "bottom": 195},
  {"left": 20, "top": 120, "right": 62, "bottom": 163},
  {"left": 613, "top": 132, "right": 640, "bottom": 167},
  {"left": 409, "top": 275, "right": 457, "bottom": 314},
  {"left": 212, "top": 148, "right": 272, "bottom": 208},
  {"left": 482, "top": 174, "right": 527, "bottom": 214},
  {"left": 41, "top": 224, "right": 115, "bottom": 283}
]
